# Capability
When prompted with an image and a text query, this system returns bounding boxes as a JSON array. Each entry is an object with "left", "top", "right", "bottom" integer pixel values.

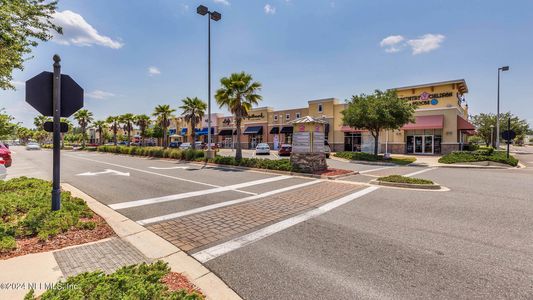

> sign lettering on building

[
  {"left": 399, "top": 91, "right": 453, "bottom": 105},
  {"left": 246, "top": 112, "right": 264, "bottom": 120},
  {"left": 222, "top": 118, "right": 232, "bottom": 126}
]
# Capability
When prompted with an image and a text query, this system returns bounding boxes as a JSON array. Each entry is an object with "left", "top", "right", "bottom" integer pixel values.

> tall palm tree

[
  {"left": 92, "top": 120, "right": 108, "bottom": 145},
  {"left": 215, "top": 72, "right": 262, "bottom": 160},
  {"left": 73, "top": 109, "right": 94, "bottom": 148},
  {"left": 106, "top": 116, "right": 120, "bottom": 146},
  {"left": 179, "top": 97, "right": 207, "bottom": 149},
  {"left": 120, "top": 113, "right": 136, "bottom": 146},
  {"left": 135, "top": 114, "right": 151, "bottom": 146},
  {"left": 152, "top": 104, "right": 175, "bottom": 148},
  {"left": 33, "top": 115, "right": 51, "bottom": 130}
]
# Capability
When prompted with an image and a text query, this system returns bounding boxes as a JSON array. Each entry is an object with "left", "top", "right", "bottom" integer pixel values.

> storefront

[{"left": 243, "top": 126, "right": 263, "bottom": 148}]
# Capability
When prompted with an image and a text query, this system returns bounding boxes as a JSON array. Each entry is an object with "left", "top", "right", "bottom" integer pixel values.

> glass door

[
  {"left": 424, "top": 135, "right": 434, "bottom": 154},
  {"left": 414, "top": 136, "right": 423, "bottom": 153}
]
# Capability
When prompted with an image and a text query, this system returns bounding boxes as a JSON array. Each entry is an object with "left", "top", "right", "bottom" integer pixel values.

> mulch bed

[
  {"left": 0, "top": 213, "right": 115, "bottom": 260},
  {"left": 314, "top": 168, "right": 353, "bottom": 177},
  {"left": 162, "top": 271, "right": 204, "bottom": 296}
]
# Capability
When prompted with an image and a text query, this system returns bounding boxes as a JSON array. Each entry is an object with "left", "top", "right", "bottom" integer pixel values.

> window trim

[
  {"left": 296, "top": 112, "right": 301, "bottom": 118},
  {"left": 318, "top": 104, "right": 323, "bottom": 113},
  {"left": 273, "top": 114, "right": 278, "bottom": 121},
  {"left": 285, "top": 113, "right": 290, "bottom": 120}
]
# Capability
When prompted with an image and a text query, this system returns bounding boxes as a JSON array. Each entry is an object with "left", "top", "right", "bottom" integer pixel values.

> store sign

[
  {"left": 399, "top": 91, "right": 453, "bottom": 105},
  {"left": 246, "top": 112, "right": 265, "bottom": 120},
  {"left": 292, "top": 132, "right": 311, "bottom": 153},
  {"left": 222, "top": 118, "right": 232, "bottom": 126},
  {"left": 312, "top": 132, "right": 325, "bottom": 152}
]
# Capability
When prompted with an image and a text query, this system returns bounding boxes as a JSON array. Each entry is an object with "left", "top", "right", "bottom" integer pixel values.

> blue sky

[{"left": 2, "top": 0, "right": 532, "bottom": 128}]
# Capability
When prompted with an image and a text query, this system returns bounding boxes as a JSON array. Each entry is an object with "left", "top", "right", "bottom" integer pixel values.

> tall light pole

[
  {"left": 490, "top": 124, "right": 494, "bottom": 148},
  {"left": 197, "top": 5, "right": 221, "bottom": 159},
  {"left": 496, "top": 65, "right": 509, "bottom": 149}
]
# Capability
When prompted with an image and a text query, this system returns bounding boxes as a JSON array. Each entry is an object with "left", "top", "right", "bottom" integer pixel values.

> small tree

[
  {"left": 180, "top": 97, "right": 207, "bottom": 149},
  {"left": 342, "top": 89, "right": 416, "bottom": 156}
]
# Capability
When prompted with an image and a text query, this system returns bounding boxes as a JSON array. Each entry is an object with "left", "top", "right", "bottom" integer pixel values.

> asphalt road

[{"left": 5, "top": 146, "right": 533, "bottom": 299}]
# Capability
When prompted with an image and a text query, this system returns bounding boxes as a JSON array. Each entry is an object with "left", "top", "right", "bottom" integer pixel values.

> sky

[{"left": 1, "top": 0, "right": 533, "bottom": 128}]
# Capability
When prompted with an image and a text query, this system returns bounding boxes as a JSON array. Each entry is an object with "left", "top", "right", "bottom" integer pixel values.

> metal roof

[
  {"left": 288, "top": 116, "right": 328, "bottom": 124},
  {"left": 392, "top": 79, "right": 468, "bottom": 94}
]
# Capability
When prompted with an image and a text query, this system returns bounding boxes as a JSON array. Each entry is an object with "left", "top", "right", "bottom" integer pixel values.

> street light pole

[
  {"left": 496, "top": 65, "right": 509, "bottom": 149},
  {"left": 197, "top": 5, "right": 221, "bottom": 159}
]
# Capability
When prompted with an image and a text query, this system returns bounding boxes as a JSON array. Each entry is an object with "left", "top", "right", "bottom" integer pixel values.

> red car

[
  {"left": 0, "top": 143, "right": 12, "bottom": 167},
  {"left": 278, "top": 144, "right": 292, "bottom": 156}
]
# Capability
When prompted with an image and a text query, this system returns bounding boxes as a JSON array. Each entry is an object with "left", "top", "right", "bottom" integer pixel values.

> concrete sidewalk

[{"left": 0, "top": 184, "right": 242, "bottom": 300}]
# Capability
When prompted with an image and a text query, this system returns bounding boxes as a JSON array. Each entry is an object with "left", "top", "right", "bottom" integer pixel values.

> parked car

[
  {"left": 202, "top": 143, "right": 218, "bottom": 150},
  {"left": 169, "top": 141, "right": 182, "bottom": 148},
  {"left": 278, "top": 144, "right": 292, "bottom": 156},
  {"left": 0, "top": 143, "right": 11, "bottom": 167},
  {"left": 255, "top": 143, "right": 270, "bottom": 155},
  {"left": 0, "top": 157, "right": 6, "bottom": 180},
  {"left": 179, "top": 142, "right": 191, "bottom": 150},
  {"left": 324, "top": 141, "right": 331, "bottom": 158},
  {"left": 26, "top": 142, "right": 41, "bottom": 151}
]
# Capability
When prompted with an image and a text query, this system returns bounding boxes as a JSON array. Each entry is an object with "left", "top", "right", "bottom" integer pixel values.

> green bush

[
  {"left": 334, "top": 152, "right": 416, "bottom": 165},
  {"left": 0, "top": 177, "right": 96, "bottom": 252},
  {"left": 439, "top": 150, "right": 518, "bottom": 166},
  {"left": 378, "top": 175, "right": 434, "bottom": 185},
  {"left": 25, "top": 261, "right": 203, "bottom": 300},
  {"left": 208, "top": 156, "right": 293, "bottom": 172}
]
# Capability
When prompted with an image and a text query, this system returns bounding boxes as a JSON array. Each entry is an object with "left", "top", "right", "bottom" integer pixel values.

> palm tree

[
  {"left": 33, "top": 115, "right": 51, "bottom": 130},
  {"left": 135, "top": 114, "right": 151, "bottom": 146},
  {"left": 106, "top": 116, "right": 120, "bottom": 145},
  {"left": 215, "top": 72, "right": 262, "bottom": 160},
  {"left": 73, "top": 109, "right": 94, "bottom": 148},
  {"left": 120, "top": 113, "right": 136, "bottom": 146},
  {"left": 152, "top": 104, "right": 175, "bottom": 148},
  {"left": 179, "top": 97, "right": 207, "bottom": 149},
  {"left": 92, "top": 120, "right": 108, "bottom": 145}
]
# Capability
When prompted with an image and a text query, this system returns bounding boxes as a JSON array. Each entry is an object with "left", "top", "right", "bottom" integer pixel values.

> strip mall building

[{"left": 172, "top": 79, "right": 475, "bottom": 155}]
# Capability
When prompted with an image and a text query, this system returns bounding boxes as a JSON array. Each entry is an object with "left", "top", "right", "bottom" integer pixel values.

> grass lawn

[
  {"left": 438, "top": 150, "right": 518, "bottom": 166},
  {"left": 334, "top": 152, "right": 416, "bottom": 165},
  {"left": 378, "top": 175, "right": 434, "bottom": 185},
  {"left": 0, "top": 177, "right": 113, "bottom": 257}
]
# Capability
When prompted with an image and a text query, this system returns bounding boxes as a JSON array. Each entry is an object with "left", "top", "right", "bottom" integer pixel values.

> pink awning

[
  {"left": 457, "top": 116, "right": 476, "bottom": 131},
  {"left": 401, "top": 115, "right": 444, "bottom": 130},
  {"left": 340, "top": 126, "right": 365, "bottom": 133}
]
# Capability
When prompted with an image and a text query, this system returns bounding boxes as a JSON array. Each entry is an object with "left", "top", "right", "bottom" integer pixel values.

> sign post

[
  {"left": 51, "top": 55, "right": 61, "bottom": 210},
  {"left": 501, "top": 118, "right": 515, "bottom": 160},
  {"left": 26, "top": 55, "right": 84, "bottom": 211}
]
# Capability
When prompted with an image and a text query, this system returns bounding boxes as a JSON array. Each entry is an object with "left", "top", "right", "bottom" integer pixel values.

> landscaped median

[
  {"left": 438, "top": 148, "right": 518, "bottom": 167},
  {"left": 0, "top": 177, "right": 114, "bottom": 258},
  {"left": 334, "top": 151, "right": 417, "bottom": 166},
  {"left": 371, "top": 175, "right": 441, "bottom": 190}
]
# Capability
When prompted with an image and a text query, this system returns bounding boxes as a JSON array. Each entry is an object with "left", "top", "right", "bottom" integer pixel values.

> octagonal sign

[{"left": 26, "top": 71, "right": 84, "bottom": 117}]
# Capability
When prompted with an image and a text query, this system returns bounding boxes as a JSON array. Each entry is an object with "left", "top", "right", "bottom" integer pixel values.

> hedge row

[
  {"left": 378, "top": 175, "right": 434, "bottom": 185},
  {"left": 438, "top": 150, "right": 518, "bottom": 166},
  {"left": 334, "top": 152, "right": 416, "bottom": 165},
  {"left": 0, "top": 177, "right": 95, "bottom": 252},
  {"left": 207, "top": 156, "right": 293, "bottom": 172},
  {"left": 97, "top": 146, "right": 205, "bottom": 161}
]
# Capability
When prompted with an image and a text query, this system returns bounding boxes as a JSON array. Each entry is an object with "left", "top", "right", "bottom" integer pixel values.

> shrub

[
  {"left": 334, "top": 152, "right": 416, "bottom": 165},
  {"left": 378, "top": 175, "right": 434, "bottom": 185},
  {"left": 209, "top": 156, "right": 293, "bottom": 172},
  {"left": 439, "top": 150, "right": 517, "bottom": 166},
  {"left": 0, "top": 177, "right": 96, "bottom": 252},
  {"left": 25, "top": 261, "right": 204, "bottom": 300}
]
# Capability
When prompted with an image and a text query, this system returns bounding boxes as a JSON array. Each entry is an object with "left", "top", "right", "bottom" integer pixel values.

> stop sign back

[{"left": 25, "top": 71, "right": 84, "bottom": 118}]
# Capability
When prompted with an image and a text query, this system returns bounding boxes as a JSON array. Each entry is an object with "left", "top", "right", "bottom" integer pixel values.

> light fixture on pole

[
  {"left": 496, "top": 65, "right": 509, "bottom": 149},
  {"left": 197, "top": 5, "right": 221, "bottom": 159}
]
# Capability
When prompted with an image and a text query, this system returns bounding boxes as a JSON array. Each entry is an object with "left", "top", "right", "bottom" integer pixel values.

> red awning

[
  {"left": 457, "top": 116, "right": 476, "bottom": 131},
  {"left": 340, "top": 126, "right": 365, "bottom": 133},
  {"left": 401, "top": 115, "right": 444, "bottom": 130}
]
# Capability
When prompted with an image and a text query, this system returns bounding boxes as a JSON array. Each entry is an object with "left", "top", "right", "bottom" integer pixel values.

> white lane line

[
  {"left": 404, "top": 168, "right": 435, "bottom": 177},
  {"left": 359, "top": 166, "right": 393, "bottom": 174},
  {"left": 192, "top": 186, "right": 380, "bottom": 263},
  {"left": 137, "top": 180, "right": 321, "bottom": 225},
  {"left": 148, "top": 166, "right": 190, "bottom": 170},
  {"left": 109, "top": 175, "right": 291, "bottom": 210},
  {"left": 65, "top": 154, "right": 220, "bottom": 188}
]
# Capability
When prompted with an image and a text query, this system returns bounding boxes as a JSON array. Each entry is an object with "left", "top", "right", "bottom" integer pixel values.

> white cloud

[
  {"left": 380, "top": 35, "right": 405, "bottom": 53},
  {"left": 148, "top": 66, "right": 161, "bottom": 76},
  {"left": 86, "top": 90, "right": 116, "bottom": 100},
  {"left": 214, "top": 0, "right": 230, "bottom": 5},
  {"left": 264, "top": 4, "right": 276, "bottom": 15},
  {"left": 52, "top": 10, "right": 123, "bottom": 49},
  {"left": 407, "top": 34, "right": 445, "bottom": 55}
]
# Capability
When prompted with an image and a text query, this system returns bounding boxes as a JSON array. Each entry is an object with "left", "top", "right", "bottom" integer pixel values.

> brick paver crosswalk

[{"left": 148, "top": 181, "right": 360, "bottom": 252}]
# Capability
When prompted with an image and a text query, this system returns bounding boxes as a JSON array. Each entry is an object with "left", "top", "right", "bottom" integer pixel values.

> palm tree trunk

[
  {"left": 113, "top": 125, "right": 117, "bottom": 146},
  {"left": 235, "top": 118, "right": 242, "bottom": 161},
  {"left": 82, "top": 125, "right": 86, "bottom": 148},
  {"left": 191, "top": 120, "right": 196, "bottom": 150},
  {"left": 163, "top": 121, "right": 168, "bottom": 148},
  {"left": 372, "top": 131, "right": 379, "bottom": 156}
]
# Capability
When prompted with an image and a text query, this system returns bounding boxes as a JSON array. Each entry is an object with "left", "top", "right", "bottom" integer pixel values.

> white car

[
  {"left": 179, "top": 142, "right": 191, "bottom": 150},
  {"left": 255, "top": 143, "right": 270, "bottom": 155},
  {"left": 0, "top": 158, "right": 6, "bottom": 180},
  {"left": 26, "top": 142, "right": 41, "bottom": 150}
]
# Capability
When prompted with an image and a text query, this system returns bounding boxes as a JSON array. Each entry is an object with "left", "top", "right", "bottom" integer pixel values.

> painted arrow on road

[
  {"left": 76, "top": 169, "right": 130, "bottom": 176},
  {"left": 148, "top": 166, "right": 190, "bottom": 170}
]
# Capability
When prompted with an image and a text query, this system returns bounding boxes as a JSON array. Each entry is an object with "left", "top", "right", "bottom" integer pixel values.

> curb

[
  {"left": 329, "top": 155, "right": 398, "bottom": 166},
  {"left": 369, "top": 179, "right": 441, "bottom": 190},
  {"left": 62, "top": 183, "right": 242, "bottom": 300}
]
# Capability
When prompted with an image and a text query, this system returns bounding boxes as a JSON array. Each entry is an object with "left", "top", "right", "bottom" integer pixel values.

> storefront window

[
  {"left": 284, "top": 134, "right": 293, "bottom": 144},
  {"left": 344, "top": 133, "right": 361, "bottom": 152}
]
